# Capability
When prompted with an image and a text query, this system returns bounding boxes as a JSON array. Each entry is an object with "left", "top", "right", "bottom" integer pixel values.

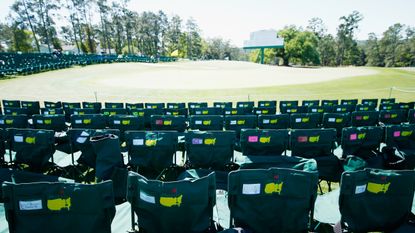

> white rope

[{"left": 392, "top": 86, "right": 415, "bottom": 93}]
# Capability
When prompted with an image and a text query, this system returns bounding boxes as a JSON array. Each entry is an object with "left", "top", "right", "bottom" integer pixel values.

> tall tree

[
  {"left": 336, "top": 11, "right": 363, "bottom": 65},
  {"left": 365, "top": 33, "right": 384, "bottom": 66},
  {"left": 379, "top": 23, "right": 404, "bottom": 67}
]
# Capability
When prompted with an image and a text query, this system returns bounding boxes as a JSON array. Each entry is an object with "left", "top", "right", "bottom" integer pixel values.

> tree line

[
  {"left": 0, "top": 0, "right": 242, "bottom": 60},
  {"left": 251, "top": 11, "right": 415, "bottom": 67},
  {"left": 0, "top": 2, "right": 414, "bottom": 67}
]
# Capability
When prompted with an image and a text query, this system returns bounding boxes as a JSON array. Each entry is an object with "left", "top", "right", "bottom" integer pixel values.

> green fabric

[
  {"left": 71, "top": 114, "right": 107, "bottom": 129},
  {"left": 69, "top": 129, "right": 120, "bottom": 168},
  {"left": 150, "top": 115, "right": 187, "bottom": 132},
  {"left": 21, "top": 101, "right": 40, "bottom": 115},
  {"left": 289, "top": 113, "right": 320, "bottom": 129},
  {"left": 257, "top": 114, "right": 289, "bottom": 129},
  {"left": 228, "top": 168, "right": 318, "bottom": 233},
  {"left": 240, "top": 129, "right": 288, "bottom": 156},
  {"left": 189, "top": 107, "right": 222, "bottom": 116},
  {"left": 33, "top": 114, "right": 66, "bottom": 132},
  {"left": 0, "top": 129, "right": 5, "bottom": 164},
  {"left": 108, "top": 115, "right": 145, "bottom": 141},
  {"left": 2, "top": 100, "right": 20, "bottom": 108},
  {"left": 355, "top": 104, "right": 377, "bottom": 111},
  {"left": 238, "top": 155, "right": 317, "bottom": 172},
  {"left": 82, "top": 102, "right": 102, "bottom": 113},
  {"left": 101, "top": 108, "right": 129, "bottom": 116},
  {"left": 385, "top": 124, "right": 415, "bottom": 169},
  {"left": 290, "top": 129, "right": 336, "bottom": 158},
  {"left": 224, "top": 115, "right": 257, "bottom": 138},
  {"left": 125, "top": 131, "right": 177, "bottom": 172},
  {"left": 163, "top": 108, "right": 188, "bottom": 116},
  {"left": 185, "top": 131, "right": 235, "bottom": 170},
  {"left": 409, "top": 109, "right": 415, "bottom": 124},
  {"left": 322, "top": 113, "right": 350, "bottom": 139},
  {"left": 145, "top": 103, "right": 165, "bottom": 109},
  {"left": 341, "top": 126, "right": 383, "bottom": 159},
  {"left": 90, "top": 134, "right": 124, "bottom": 181},
  {"left": 343, "top": 155, "right": 368, "bottom": 172},
  {"left": 350, "top": 111, "right": 379, "bottom": 127},
  {"left": 333, "top": 104, "right": 355, "bottom": 113},
  {"left": 258, "top": 100, "right": 276, "bottom": 107},
  {"left": 41, "top": 108, "right": 64, "bottom": 115},
  {"left": 252, "top": 107, "right": 276, "bottom": 115},
  {"left": 339, "top": 169, "right": 415, "bottom": 232},
  {"left": 127, "top": 171, "right": 216, "bottom": 233},
  {"left": 0, "top": 115, "right": 28, "bottom": 129},
  {"left": 105, "top": 102, "right": 124, "bottom": 109},
  {"left": 2, "top": 181, "right": 115, "bottom": 233},
  {"left": 379, "top": 109, "right": 407, "bottom": 125},
  {"left": 9, "top": 129, "right": 55, "bottom": 171},
  {"left": 223, "top": 107, "right": 245, "bottom": 116},
  {"left": 189, "top": 115, "right": 224, "bottom": 131}
]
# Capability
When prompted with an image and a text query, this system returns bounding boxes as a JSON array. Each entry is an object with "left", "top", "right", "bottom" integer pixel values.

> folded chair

[
  {"left": 240, "top": 129, "right": 288, "bottom": 156},
  {"left": 214, "top": 102, "right": 232, "bottom": 109},
  {"left": 166, "top": 102, "right": 186, "bottom": 109},
  {"left": 126, "top": 103, "right": 144, "bottom": 110},
  {"left": 236, "top": 102, "right": 254, "bottom": 115},
  {"left": 380, "top": 98, "right": 396, "bottom": 104},
  {"left": 228, "top": 167, "right": 319, "bottom": 233},
  {"left": 223, "top": 108, "right": 245, "bottom": 116},
  {"left": 340, "top": 99, "right": 358, "bottom": 106},
  {"left": 322, "top": 113, "right": 350, "bottom": 142},
  {"left": 189, "top": 107, "right": 222, "bottom": 116},
  {"left": 332, "top": 104, "right": 355, "bottom": 113},
  {"left": 145, "top": 103, "right": 165, "bottom": 109},
  {"left": 280, "top": 105, "right": 307, "bottom": 114},
  {"left": 3, "top": 107, "right": 29, "bottom": 116},
  {"left": 2, "top": 100, "right": 21, "bottom": 108},
  {"left": 44, "top": 101, "right": 62, "bottom": 109},
  {"left": 188, "top": 102, "right": 208, "bottom": 109},
  {"left": 163, "top": 108, "right": 188, "bottom": 116},
  {"left": 321, "top": 100, "right": 338, "bottom": 106},
  {"left": 33, "top": 114, "right": 67, "bottom": 132}
]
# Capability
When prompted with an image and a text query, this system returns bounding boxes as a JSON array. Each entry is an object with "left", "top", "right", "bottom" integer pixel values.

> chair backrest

[
  {"left": 321, "top": 100, "right": 338, "bottom": 106},
  {"left": 166, "top": 102, "right": 186, "bottom": 109},
  {"left": 62, "top": 102, "right": 81, "bottom": 110},
  {"left": 41, "top": 108, "right": 64, "bottom": 115},
  {"left": 71, "top": 114, "right": 107, "bottom": 129},
  {"left": 379, "top": 103, "right": 399, "bottom": 110},
  {"left": 279, "top": 100, "right": 299, "bottom": 110},
  {"left": 236, "top": 101, "right": 254, "bottom": 114},
  {"left": 68, "top": 108, "right": 97, "bottom": 116},
  {"left": 289, "top": 113, "right": 320, "bottom": 129},
  {"left": 125, "top": 131, "right": 178, "bottom": 172},
  {"left": 2, "top": 181, "right": 115, "bottom": 233},
  {"left": 350, "top": 111, "right": 379, "bottom": 127},
  {"left": 82, "top": 102, "right": 102, "bottom": 113},
  {"left": 126, "top": 103, "right": 144, "bottom": 110},
  {"left": 307, "top": 105, "right": 333, "bottom": 114},
  {"left": 333, "top": 104, "right": 355, "bottom": 113},
  {"left": 105, "top": 102, "right": 124, "bottom": 109},
  {"left": 0, "top": 115, "right": 29, "bottom": 129},
  {"left": 379, "top": 109, "right": 407, "bottom": 125},
  {"left": 380, "top": 98, "right": 396, "bottom": 104},
  {"left": 280, "top": 105, "right": 307, "bottom": 114},
  {"left": 213, "top": 102, "right": 232, "bottom": 109},
  {"left": 189, "top": 107, "right": 221, "bottom": 116},
  {"left": 257, "top": 114, "right": 290, "bottom": 129},
  {"left": 150, "top": 115, "right": 187, "bottom": 132},
  {"left": 3, "top": 107, "right": 29, "bottom": 116},
  {"left": 228, "top": 167, "right": 318, "bottom": 233},
  {"left": 8, "top": 128, "right": 55, "bottom": 170},
  {"left": 385, "top": 124, "right": 415, "bottom": 150},
  {"left": 185, "top": 130, "right": 235, "bottom": 169},
  {"left": 409, "top": 109, "right": 415, "bottom": 124},
  {"left": 164, "top": 108, "right": 188, "bottom": 117},
  {"left": 322, "top": 113, "right": 350, "bottom": 138},
  {"left": 240, "top": 129, "right": 289, "bottom": 156},
  {"left": 101, "top": 108, "right": 129, "bottom": 116},
  {"left": 223, "top": 107, "right": 245, "bottom": 116},
  {"left": 341, "top": 126, "right": 383, "bottom": 159},
  {"left": 361, "top": 98, "right": 378, "bottom": 107},
  {"left": 252, "top": 107, "right": 276, "bottom": 115},
  {"left": 258, "top": 100, "right": 276, "bottom": 108},
  {"left": 341, "top": 99, "right": 358, "bottom": 106},
  {"left": 145, "top": 103, "right": 165, "bottom": 109},
  {"left": 224, "top": 115, "right": 257, "bottom": 138},
  {"left": 2, "top": 99, "right": 21, "bottom": 108},
  {"left": 355, "top": 104, "right": 377, "bottom": 111},
  {"left": 189, "top": 115, "right": 224, "bottom": 131},
  {"left": 21, "top": 101, "right": 40, "bottom": 115},
  {"left": 127, "top": 171, "right": 216, "bottom": 233},
  {"left": 188, "top": 102, "right": 208, "bottom": 109},
  {"left": 33, "top": 114, "right": 66, "bottom": 132},
  {"left": 290, "top": 128, "right": 337, "bottom": 158},
  {"left": 339, "top": 169, "right": 415, "bottom": 232},
  {"left": 302, "top": 100, "right": 320, "bottom": 107},
  {"left": 108, "top": 115, "right": 145, "bottom": 142},
  {"left": 44, "top": 101, "right": 62, "bottom": 109}
]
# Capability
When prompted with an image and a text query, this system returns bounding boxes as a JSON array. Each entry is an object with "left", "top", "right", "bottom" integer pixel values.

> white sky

[{"left": 1, "top": 0, "right": 414, "bottom": 47}]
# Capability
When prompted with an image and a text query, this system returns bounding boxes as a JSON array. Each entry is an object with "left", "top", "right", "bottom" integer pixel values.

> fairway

[{"left": 0, "top": 61, "right": 414, "bottom": 103}]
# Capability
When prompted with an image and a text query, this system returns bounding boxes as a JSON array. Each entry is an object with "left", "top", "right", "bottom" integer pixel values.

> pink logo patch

[
  {"left": 298, "top": 136, "right": 308, "bottom": 142},
  {"left": 156, "top": 119, "right": 163, "bottom": 125},
  {"left": 384, "top": 114, "right": 391, "bottom": 119},
  {"left": 248, "top": 136, "right": 258, "bottom": 142},
  {"left": 356, "top": 116, "right": 362, "bottom": 120},
  {"left": 393, "top": 131, "right": 401, "bottom": 137},
  {"left": 350, "top": 134, "right": 357, "bottom": 141}
]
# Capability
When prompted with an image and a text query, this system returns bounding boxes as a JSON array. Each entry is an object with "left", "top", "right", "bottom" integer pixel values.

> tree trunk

[{"left": 22, "top": 0, "right": 40, "bottom": 52}]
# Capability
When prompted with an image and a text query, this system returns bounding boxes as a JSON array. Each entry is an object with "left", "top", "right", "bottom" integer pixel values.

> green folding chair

[
  {"left": 257, "top": 114, "right": 289, "bottom": 129},
  {"left": 71, "top": 114, "right": 107, "bottom": 129},
  {"left": 189, "top": 115, "right": 224, "bottom": 131},
  {"left": 2, "top": 100, "right": 21, "bottom": 108},
  {"left": 385, "top": 124, "right": 415, "bottom": 169},
  {"left": 214, "top": 102, "right": 232, "bottom": 109},
  {"left": 41, "top": 108, "right": 64, "bottom": 115},
  {"left": 362, "top": 98, "right": 378, "bottom": 107},
  {"left": 185, "top": 130, "right": 235, "bottom": 170},
  {"left": 332, "top": 104, "right": 355, "bottom": 113},
  {"left": 340, "top": 99, "right": 358, "bottom": 106},
  {"left": 21, "top": 101, "right": 40, "bottom": 115},
  {"left": 302, "top": 100, "right": 320, "bottom": 107},
  {"left": 150, "top": 115, "right": 187, "bottom": 132},
  {"left": 44, "top": 101, "right": 62, "bottom": 109},
  {"left": 33, "top": 114, "right": 67, "bottom": 132},
  {"left": 8, "top": 128, "right": 55, "bottom": 172},
  {"left": 322, "top": 99, "right": 338, "bottom": 106},
  {"left": 188, "top": 102, "right": 208, "bottom": 109},
  {"left": 108, "top": 115, "right": 145, "bottom": 142},
  {"left": 67, "top": 108, "right": 96, "bottom": 116},
  {"left": 0, "top": 115, "right": 29, "bottom": 129},
  {"left": 379, "top": 103, "right": 400, "bottom": 111},
  {"left": 127, "top": 171, "right": 216, "bottom": 233},
  {"left": 223, "top": 107, "right": 245, "bottom": 116},
  {"left": 145, "top": 103, "right": 165, "bottom": 109},
  {"left": 257, "top": 100, "right": 276, "bottom": 108},
  {"left": 289, "top": 113, "right": 320, "bottom": 129},
  {"left": 322, "top": 113, "right": 350, "bottom": 141},
  {"left": 126, "top": 103, "right": 144, "bottom": 110},
  {"left": 82, "top": 102, "right": 102, "bottom": 113},
  {"left": 350, "top": 111, "right": 379, "bottom": 127},
  {"left": 409, "top": 109, "right": 415, "bottom": 124},
  {"left": 166, "top": 102, "right": 186, "bottom": 109},
  {"left": 339, "top": 169, "right": 415, "bottom": 232},
  {"left": 279, "top": 100, "right": 299, "bottom": 109},
  {"left": 189, "top": 107, "right": 222, "bottom": 116},
  {"left": 252, "top": 107, "right": 276, "bottom": 115},
  {"left": 379, "top": 109, "right": 407, "bottom": 125},
  {"left": 280, "top": 105, "right": 307, "bottom": 114},
  {"left": 3, "top": 107, "right": 29, "bottom": 116},
  {"left": 355, "top": 104, "right": 377, "bottom": 111},
  {"left": 105, "top": 102, "right": 124, "bottom": 109},
  {"left": 380, "top": 98, "right": 396, "bottom": 104},
  {"left": 236, "top": 101, "right": 255, "bottom": 115},
  {"left": 2, "top": 180, "right": 116, "bottom": 233},
  {"left": 228, "top": 167, "right": 319, "bottom": 233},
  {"left": 240, "top": 129, "right": 288, "bottom": 156},
  {"left": 163, "top": 108, "right": 188, "bottom": 116},
  {"left": 101, "top": 108, "right": 129, "bottom": 116},
  {"left": 341, "top": 126, "right": 383, "bottom": 160}
]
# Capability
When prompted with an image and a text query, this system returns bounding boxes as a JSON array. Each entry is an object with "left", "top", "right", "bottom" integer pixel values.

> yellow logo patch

[
  {"left": 47, "top": 197, "right": 71, "bottom": 211},
  {"left": 402, "top": 131, "right": 413, "bottom": 137},
  {"left": 270, "top": 119, "right": 278, "bottom": 124},
  {"left": 203, "top": 120, "right": 211, "bottom": 125},
  {"left": 231, "top": 110, "right": 237, "bottom": 114},
  {"left": 264, "top": 182, "right": 283, "bottom": 194},
  {"left": 358, "top": 133, "right": 366, "bottom": 139},
  {"left": 160, "top": 195, "right": 182, "bottom": 207},
  {"left": 367, "top": 182, "right": 390, "bottom": 194},
  {"left": 302, "top": 118, "right": 310, "bottom": 123},
  {"left": 237, "top": 120, "right": 245, "bottom": 125},
  {"left": 336, "top": 119, "right": 343, "bottom": 123},
  {"left": 122, "top": 120, "right": 130, "bottom": 125},
  {"left": 163, "top": 120, "right": 172, "bottom": 125},
  {"left": 309, "top": 136, "right": 320, "bottom": 143},
  {"left": 204, "top": 138, "right": 216, "bottom": 145},
  {"left": 5, "top": 119, "right": 13, "bottom": 124},
  {"left": 25, "top": 137, "right": 36, "bottom": 144},
  {"left": 145, "top": 139, "right": 157, "bottom": 147},
  {"left": 363, "top": 116, "right": 369, "bottom": 120},
  {"left": 391, "top": 114, "right": 397, "bottom": 119},
  {"left": 259, "top": 137, "right": 271, "bottom": 143},
  {"left": 83, "top": 119, "right": 91, "bottom": 124},
  {"left": 202, "top": 110, "right": 209, "bottom": 115},
  {"left": 12, "top": 112, "right": 17, "bottom": 116},
  {"left": 44, "top": 119, "right": 52, "bottom": 125}
]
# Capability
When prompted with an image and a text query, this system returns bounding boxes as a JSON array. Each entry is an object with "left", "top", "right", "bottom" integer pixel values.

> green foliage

[{"left": 336, "top": 11, "right": 364, "bottom": 66}]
